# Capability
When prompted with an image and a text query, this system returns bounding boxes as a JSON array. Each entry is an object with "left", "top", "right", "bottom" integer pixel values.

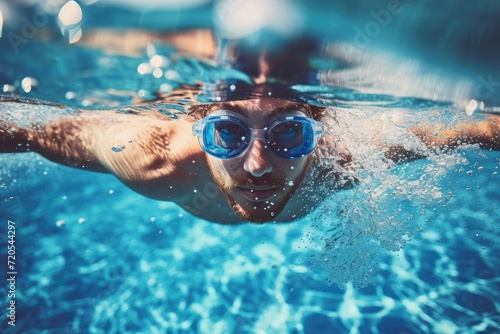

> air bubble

[
  {"left": 288, "top": 181, "right": 294, "bottom": 186},
  {"left": 137, "top": 63, "right": 152, "bottom": 75},
  {"left": 65, "top": 91, "right": 76, "bottom": 99},
  {"left": 153, "top": 68, "right": 163, "bottom": 78},
  {"left": 3, "top": 84, "right": 16, "bottom": 93},
  {"left": 165, "top": 70, "right": 179, "bottom": 80},
  {"left": 149, "top": 55, "right": 168, "bottom": 67},
  {"left": 58, "top": 1, "right": 82, "bottom": 26},
  {"left": 56, "top": 220, "right": 66, "bottom": 227},
  {"left": 21, "top": 77, "right": 38, "bottom": 93},
  {"left": 138, "top": 89, "right": 155, "bottom": 100},
  {"left": 465, "top": 99, "right": 477, "bottom": 115},
  {"left": 78, "top": 218, "right": 86, "bottom": 224},
  {"left": 111, "top": 144, "right": 125, "bottom": 152}
]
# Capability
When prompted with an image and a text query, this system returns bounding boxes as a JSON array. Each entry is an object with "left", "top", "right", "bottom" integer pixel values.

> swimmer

[
  {"left": 1, "top": 91, "right": 499, "bottom": 224},
  {"left": 1, "top": 31, "right": 499, "bottom": 223}
]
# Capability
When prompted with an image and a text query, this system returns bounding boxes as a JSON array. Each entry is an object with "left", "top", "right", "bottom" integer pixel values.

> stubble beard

[{"left": 207, "top": 157, "right": 310, "bottom": 223}]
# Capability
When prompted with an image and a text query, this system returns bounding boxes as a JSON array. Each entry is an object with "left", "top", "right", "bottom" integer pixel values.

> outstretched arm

[
  {"left": 1, "top": 97, "right": 111, "bottom": 172},
  {"left": 412, "top": 116, "right": 500, "bottom": 150},
  {"left": 385, "top": 115, "right": 500, "bottom": 163},
  {"left": 1, "top": 96, "right": 204, "bottom": 199}
]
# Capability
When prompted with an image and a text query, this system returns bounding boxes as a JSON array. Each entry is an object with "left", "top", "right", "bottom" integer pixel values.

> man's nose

[{"left": 243, "top": 139, "right": 274, "bottom": 177}]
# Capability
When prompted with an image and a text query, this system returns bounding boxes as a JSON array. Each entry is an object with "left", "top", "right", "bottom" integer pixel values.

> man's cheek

[
  {"left": 287, "top": 163, "right": 305, "bottom": 178},
  {"left": 221, "top": 160, "right": 241, "bottom": 172}
]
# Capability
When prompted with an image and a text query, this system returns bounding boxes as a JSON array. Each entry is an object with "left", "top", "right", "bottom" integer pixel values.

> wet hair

[
  {"left": 188, "top": 101, "right": 325, "bottom": 121},
  {"left": 187, "top": 82, "right": 326, "bottom": 121}
]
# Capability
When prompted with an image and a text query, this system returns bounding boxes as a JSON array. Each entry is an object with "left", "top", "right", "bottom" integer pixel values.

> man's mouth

[{"left": 236, "top": 186, "right": 280, "bottom": 202}]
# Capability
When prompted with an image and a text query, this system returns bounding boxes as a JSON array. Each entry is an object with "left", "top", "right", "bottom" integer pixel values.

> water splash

[{"left": 306, "top": 106, "right": 472, "bottom": 287}]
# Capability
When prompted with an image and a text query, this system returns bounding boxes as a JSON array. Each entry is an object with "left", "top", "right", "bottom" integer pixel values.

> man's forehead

[{"left": 207, "top": 98, "right": 310, "bottom": 117}]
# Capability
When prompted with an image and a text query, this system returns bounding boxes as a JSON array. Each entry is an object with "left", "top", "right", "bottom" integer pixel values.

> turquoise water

[
  {"left": 1, "top": 150, "right": 499, "bottom": 333},
  {"left": 1, "top": 1, "right": 500, "bottom": 333}
]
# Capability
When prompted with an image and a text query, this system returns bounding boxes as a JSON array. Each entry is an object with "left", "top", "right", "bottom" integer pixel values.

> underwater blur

[{"left": 1, "top": 0, "right": 500, "bottom": 333}]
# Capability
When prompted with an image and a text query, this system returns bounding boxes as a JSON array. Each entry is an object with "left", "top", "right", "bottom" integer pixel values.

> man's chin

[
  {"left": 231, "top": 203, "right": 283, "bottom": 224},
  {"left": 234, "top": 211, "right": 277, "bottom": 224}
]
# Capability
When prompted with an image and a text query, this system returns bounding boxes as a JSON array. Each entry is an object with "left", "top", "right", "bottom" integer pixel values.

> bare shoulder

[
  {"left": 87, "top": 110, "right": 206, "bottom": 200},
  {"left": 39, "top": 106, "right": 207, "bottom": 200}
]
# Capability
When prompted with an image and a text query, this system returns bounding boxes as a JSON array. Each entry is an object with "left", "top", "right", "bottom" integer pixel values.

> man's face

[{"left": 203, "top": 98, "right": 313, "bottom": 223}]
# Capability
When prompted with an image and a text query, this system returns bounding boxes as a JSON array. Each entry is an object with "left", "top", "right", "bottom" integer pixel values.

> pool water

[{"left": 1, "top": 1, "right": 500, "bottom": 333}]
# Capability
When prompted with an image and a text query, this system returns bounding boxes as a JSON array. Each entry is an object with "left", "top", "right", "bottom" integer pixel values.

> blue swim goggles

[{"left": 192, "top": 114, "right": 324, "bottom": 159}]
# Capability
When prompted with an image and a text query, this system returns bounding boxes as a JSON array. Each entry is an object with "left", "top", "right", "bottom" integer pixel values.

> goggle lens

[
  {"left": 268, "top": 121, "right": 313, "bottom": 158},
  {"left": 202, "top": 118, "right": 250, "bottom": 158},
  {"left": 194, "top": 115, "right": 322, "bottom": 159}
]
